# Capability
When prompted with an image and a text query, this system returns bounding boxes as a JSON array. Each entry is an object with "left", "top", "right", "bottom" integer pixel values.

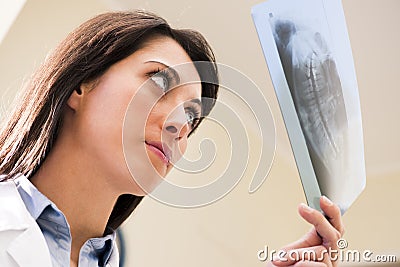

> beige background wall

[{"left": 0, "top": 0, "right": 399, "bottom": 266}]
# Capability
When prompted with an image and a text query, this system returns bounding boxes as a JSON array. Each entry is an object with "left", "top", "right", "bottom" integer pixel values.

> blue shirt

[{"left": 14, "top": 175, "right": 117, "bottom": 267}]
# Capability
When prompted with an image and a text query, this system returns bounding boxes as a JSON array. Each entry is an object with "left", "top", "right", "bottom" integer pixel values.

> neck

[{"left": 30, "top": 139, "right": 119, "bottom": 263}]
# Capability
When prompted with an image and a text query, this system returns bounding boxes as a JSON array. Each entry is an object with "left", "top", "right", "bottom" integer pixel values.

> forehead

[
  {"left": 138, "top": 35, "right": 191, "bottom": 62},
  {"left": 135, "top": 35, "right": 202, "bottom": 84}
]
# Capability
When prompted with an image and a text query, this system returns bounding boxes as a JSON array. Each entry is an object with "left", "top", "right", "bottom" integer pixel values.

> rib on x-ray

[{"left": 270, "top": 16, "right": 348, "bottom": 192}]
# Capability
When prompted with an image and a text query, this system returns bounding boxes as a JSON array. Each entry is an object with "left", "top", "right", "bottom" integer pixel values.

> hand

[{"left": 268, "top": 196, "right": 344, "bottom": 267}]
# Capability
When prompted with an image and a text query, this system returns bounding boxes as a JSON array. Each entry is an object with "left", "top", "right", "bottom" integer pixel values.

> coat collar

[
  {"left": 0, "top": 180, "right": 52, "bottom": 267},
  {"left": 0, "top": 180, "right": 31, "bottom": 231}
]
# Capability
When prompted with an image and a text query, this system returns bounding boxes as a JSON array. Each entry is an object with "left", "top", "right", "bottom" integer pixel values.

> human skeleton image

[{"left": 270, "top": 16, "right": 349, "bottom": 198}]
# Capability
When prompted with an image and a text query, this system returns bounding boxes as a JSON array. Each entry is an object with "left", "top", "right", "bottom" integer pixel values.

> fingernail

[
  {"left": 300, "top": 203, "right": 313, "bottom": 213},
  {"left": 322, "top": 195, "right": 333, "bottom": 206}
]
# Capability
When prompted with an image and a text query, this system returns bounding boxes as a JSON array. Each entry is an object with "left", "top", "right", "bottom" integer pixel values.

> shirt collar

[
  {"left": 13, "top": 174, "right": 117, "bottom": 266},
  {"left": 14, "top": 174, "right": 55, "bottom": 221}
]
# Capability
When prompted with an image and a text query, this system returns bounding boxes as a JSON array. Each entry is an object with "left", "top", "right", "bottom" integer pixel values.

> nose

[{"left": 163, "top": 106, "right": 190, "bottom": 141}]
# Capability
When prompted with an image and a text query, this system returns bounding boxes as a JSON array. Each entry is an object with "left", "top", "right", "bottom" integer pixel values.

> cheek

[
  {"left": 74, "top": 79, "right": 143, "bottom": 171},
  {"left": 128, "top": 89, "right": 168, "bottom": 141},
  {"left": 73, "top": 94, "right": 128, "bottom": 177},
  {"left": 145, "top": 109, "right": 161, "bottom": 131},
  {"left": 85, "top": 94, "right": 129, "bottom": 140}
]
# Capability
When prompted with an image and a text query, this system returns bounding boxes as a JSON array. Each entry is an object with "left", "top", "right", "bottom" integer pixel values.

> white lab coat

[
  {"left": 0, "top": 180, "right": 52, "bottom": 266},
  {"left": 0, "top": 179, "right": 120, "bottom": 267}
]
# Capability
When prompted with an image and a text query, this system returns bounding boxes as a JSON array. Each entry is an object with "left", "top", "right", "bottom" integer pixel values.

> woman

[{"left": 0, "top": 10, "right": 343, "bottom": 267}]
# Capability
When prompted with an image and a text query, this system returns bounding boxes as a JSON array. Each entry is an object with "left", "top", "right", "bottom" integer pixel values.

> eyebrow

[{"left": 190, "top": 98, "right": 202, "bottom": 106}]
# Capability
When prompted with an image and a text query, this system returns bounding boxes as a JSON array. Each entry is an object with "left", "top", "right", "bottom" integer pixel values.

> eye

[
  {"left": 150, "top": 74, "right": 169, "bottom": 92},
  {"left": 185, "top": 107, "right": 201, "bottom": 129},
  {"left": 186, "top": 112, "right": 195, "bottom": 125},
  {"left": 147, "top": 67, "right": 179, "bottom": 93}
]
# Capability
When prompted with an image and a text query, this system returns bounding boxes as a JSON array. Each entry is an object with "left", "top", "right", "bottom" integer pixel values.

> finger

[
  {"left": 293, "top": 261, "right": 328, "bottom": 267},
  {"left": 280, "top": 228, "right": 321, "bottom": 251},
  {"left": 320, "top": 196, "right": 345, "bottom": 236},
  {"left": 298, "top": 203, "right": 341, "bottom": 249},
  {"left": 266, "top": 261, "right": 279, "bottom": 267}
]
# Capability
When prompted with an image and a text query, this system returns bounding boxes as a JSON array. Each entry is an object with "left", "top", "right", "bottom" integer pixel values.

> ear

[
  {"left": 66, "top": 86, "right": 84, "bottom": 112},
  {"left": 67, "top": 84, "right": 86, "bottom": 112}
]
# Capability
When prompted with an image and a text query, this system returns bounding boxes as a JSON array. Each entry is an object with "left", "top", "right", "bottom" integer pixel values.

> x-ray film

[{"left": 252, "top": 0, "right": 366, "bottom": 213}]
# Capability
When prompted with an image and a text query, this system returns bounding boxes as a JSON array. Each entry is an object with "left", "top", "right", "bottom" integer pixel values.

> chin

[
  {"left": 116, "top": 172, "right": 148, "bottom": 196},
  {"left": 147, "top": 154, "right": 169, "bottom": 176}
]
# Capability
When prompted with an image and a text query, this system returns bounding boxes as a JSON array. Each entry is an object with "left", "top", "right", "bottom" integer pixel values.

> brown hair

[{"left": 0, "top": 10, "right": 218, "bottom": 231}]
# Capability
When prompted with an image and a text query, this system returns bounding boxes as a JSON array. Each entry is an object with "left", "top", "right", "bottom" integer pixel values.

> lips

[{"left": 145, "top": 141, "right": 172, "bottom": 164}]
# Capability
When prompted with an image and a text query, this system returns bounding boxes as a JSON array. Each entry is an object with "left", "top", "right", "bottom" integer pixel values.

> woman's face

[{"left": 66, "top": 35, "right": 202, "bottom": 196}]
